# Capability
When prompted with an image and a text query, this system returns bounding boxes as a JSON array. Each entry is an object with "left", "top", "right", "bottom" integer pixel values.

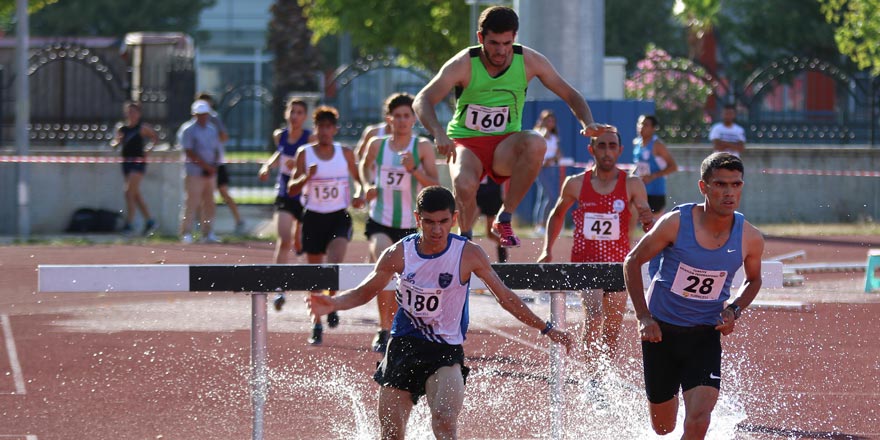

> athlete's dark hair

[
  {"left": 590, "top": 130, "right": 622, "bottom": 147},
  {"left": 313, "top": 105, "right": 339, "bottom": 125},
  {"left": 640, "top": 114, "right": 659, "bottom": 128},
  {"left": 123, "top": 100, "right": 142, "bottom": 112},
  {"left": 417, "top": 186, "right": 456, "bottom": 215},
  {"left": 701, "top": 152, "right": 744, "bottom": 182},
  {"left": 286, "top": 97, "right": 308, "bottom": 112},
  {"left": 384, "top": 93, "right": 414, "bottom": 115},
  {"left": 479, "top": 6, "right": 518, "bottom": 36}
]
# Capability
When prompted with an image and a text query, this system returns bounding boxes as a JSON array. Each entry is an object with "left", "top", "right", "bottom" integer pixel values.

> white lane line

[{"left": 1, "top": 315, "right": 26, "bottom": 395}]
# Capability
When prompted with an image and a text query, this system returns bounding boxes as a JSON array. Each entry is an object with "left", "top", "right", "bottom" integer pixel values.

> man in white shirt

[{"left": 708, "top": 104, "right": 746, "bottom": 157}]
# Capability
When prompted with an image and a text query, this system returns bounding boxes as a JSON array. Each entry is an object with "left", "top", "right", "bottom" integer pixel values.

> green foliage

[
  {"left": 0, "top": 0, "right": 57, "bottom": 32},
  {"left": 22, "top": 0, "right": 215, "bottom": 37},
  {"left": 625, "top": 45, "right": 712, "bottom": 140},
  {"left": 819, "top": 0, "right": 880, "bottom": 75},
  {"left": 605, "top": 0, "right": 687, "bottom": 69},
  {"left": 673, "top": 0, "right": 721, "bottom": 37},
  {"left": 300, "top": 0, "right": 470, "bottom": 71}
]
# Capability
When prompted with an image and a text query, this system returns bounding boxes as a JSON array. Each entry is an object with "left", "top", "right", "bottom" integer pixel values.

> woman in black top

[{"left": 112, "top": 101, "right": 159, "bottom": 235}]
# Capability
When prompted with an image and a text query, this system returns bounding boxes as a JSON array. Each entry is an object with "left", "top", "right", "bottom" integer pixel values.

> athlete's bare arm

[
  {"left": 623, "top": 211, "right": 681, "bottom": 342},
  {"left": 461, "top": 242, "right": 574, "bottom": 352},
  {"left": 538, "top": 173, "right": 584, "bottom": 263},
  {"left": 359, "top": 137, "right": 382, "bottom": 201},
  {"left": 716, "top": 222, "right": 764, "bottom": 335},
  {"left": 626, "top": 175, "right": 655, "bottom": 231},
  {"left": 413, "top": 49, "right": 471, "bottom": 163},
  {"left": 522, "top": 47, "right": 612, "bottom": 137},
  {"left": 405, "top": 138, "right": 440, "bottom": 187},
  {"left": 307, "top": 244, "right": 404, "bottom": 319}
]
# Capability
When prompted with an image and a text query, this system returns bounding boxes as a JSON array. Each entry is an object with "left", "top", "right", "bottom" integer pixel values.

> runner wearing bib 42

[{"left": 571, "top": 169, "right": 632, "bottom": 263}]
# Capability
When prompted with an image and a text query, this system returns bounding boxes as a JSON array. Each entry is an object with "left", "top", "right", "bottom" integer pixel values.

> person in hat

[{"left": 177, "top": 99, "right": 223, "bottom": 243}]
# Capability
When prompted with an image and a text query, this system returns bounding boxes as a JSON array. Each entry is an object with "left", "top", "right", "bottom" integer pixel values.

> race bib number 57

[
  {"left": 670, "top": 262, "right": 726, "bottom": 300},
  {"left": 465, "top": 104, "right": 509, "bottom": 133}
]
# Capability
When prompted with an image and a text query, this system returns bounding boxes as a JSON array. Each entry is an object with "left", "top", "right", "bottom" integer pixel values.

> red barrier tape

[{"left": 2, "top": 155, "right": 879, "bottom": 177}]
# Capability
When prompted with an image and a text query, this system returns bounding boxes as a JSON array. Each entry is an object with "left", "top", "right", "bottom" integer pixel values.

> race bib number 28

[
  {"left": 670, "top": 262, "right": 726, "bottom": 301},
  {"left": 465, "top": 104, "right": 509, "bottom": 133}
]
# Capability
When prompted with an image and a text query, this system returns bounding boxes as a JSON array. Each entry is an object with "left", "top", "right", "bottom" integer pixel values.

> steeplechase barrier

[{"left": 39, "top": 262, "right": 641, "bottom": 440}]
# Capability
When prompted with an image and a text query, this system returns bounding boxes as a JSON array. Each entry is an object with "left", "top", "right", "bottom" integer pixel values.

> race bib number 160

[{"left": 465, "top": 104, "right": 509, "bottom": 133}]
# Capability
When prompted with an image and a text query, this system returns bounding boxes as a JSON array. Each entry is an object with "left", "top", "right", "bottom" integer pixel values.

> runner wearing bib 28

[{"left": 623, "top": 152, "right": 764, "bottom": 439}]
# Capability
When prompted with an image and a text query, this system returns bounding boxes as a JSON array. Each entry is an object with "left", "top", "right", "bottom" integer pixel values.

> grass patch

[{"left": 756, "top": 222, "right": 880, "bottom": 237}]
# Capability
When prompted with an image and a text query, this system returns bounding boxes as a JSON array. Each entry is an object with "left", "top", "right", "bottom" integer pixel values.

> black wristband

[
  {"left": 726, "top": 304, "right": 742, "bottom": 320},
  {"left": 541, "top": 321, "right": 554, "bottom": 335}
]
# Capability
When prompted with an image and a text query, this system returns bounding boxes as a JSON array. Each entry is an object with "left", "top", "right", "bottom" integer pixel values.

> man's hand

[
  {"left": 580, "top": 123, "right": 617, "bottom": 138},
  {"left": 434, "top": 132, "right": 457, "bottom": 163},
  {"left": 305, "top": 293, "right": 335, "bottom": 322},
  {"left": 715, "top": 308, "right": 736, "bottom": 336},
  {"left": 364, "top": 186, "right": 378, "bottom": 202},
  {"left": 638, "top": 315, "right": 662, "bottom": 342},
  {"left": 546, "top": 328, "right": 575, "bottom": 354}
]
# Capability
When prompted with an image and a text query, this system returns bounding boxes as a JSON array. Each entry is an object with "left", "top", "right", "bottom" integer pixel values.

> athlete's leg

[
  {"left": 218, "top": 184, "right": 243, "bottom": 225},
  {"left": 649, "top": 396, "right": 679, "bottom": 435},
  {"left": 681, "top": 385, "right": 719, "bottom": 439},
  {"left": 448, "top": 146, "right": 484, "bottom": 236},
  {"left": 601, "top": 290, "right": 628, "bottom": 359},
  {"left": 306, "top": 252, "right": 326, "bottom": 325},
  {"left": 377, "top": 386, "right": 414, "bottom": 440},
  {"left": 580, "top": 289, "right": 604, "bottom": 358},
  {"left": 274, "top": 211, "right": 294, "bottom": 264},
  {"left": 491, "top": 131, "right": 546, "bottom": 217},
  {"left": 369, "top": 233, "right": 397, "bottom": 332},
  {"left": 123, "top": 172, "right": 140, "bottom": 225},
  {"left": 424, "top": 365, "right": 465, "bottom": 440}
]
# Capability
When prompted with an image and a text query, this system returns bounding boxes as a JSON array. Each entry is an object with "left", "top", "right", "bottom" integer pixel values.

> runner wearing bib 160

[{"left": 413, "top": 6, "right": 613, "bottom": 249}]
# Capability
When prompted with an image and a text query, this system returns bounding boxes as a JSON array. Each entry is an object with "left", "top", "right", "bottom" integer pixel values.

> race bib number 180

[
  {"left": 399, "top": 279, "right": 442, "bottom": 319},
  {"left": 464, "top": 104, "right": 509, "bottom": 133},
  {"left": 670, "top": 262, "right": 726, "bottom": 301}
]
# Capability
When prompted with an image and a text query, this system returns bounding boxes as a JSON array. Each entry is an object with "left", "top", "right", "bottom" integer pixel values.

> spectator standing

[
  {"left": 177, "top": 100, "right": 223, "bottom": 244},
  {"left": 533, "top": 109, "right": 562, "bottom": 235},
  {"left": 708, "top": 104, "right": 746, "bottom": 157}
]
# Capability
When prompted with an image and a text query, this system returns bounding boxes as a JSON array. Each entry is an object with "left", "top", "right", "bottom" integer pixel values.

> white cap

[{"left": 191, "top": 100, "right": 211, "bottom": 114}]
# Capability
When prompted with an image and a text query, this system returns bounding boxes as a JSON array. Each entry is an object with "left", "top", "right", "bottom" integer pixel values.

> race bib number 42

[
  {"left": 465, "top": 104, "right": 509, "bottom": 133},
  {"left": 670, "top": 262, "right": 726, "bottom": 301},
  {"left": 583, "top": 212, "right": 620, "bottom": 240}
]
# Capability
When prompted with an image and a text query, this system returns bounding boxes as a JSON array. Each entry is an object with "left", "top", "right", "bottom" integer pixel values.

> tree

[
  {"left": 605, "top": 0, "right": 687, "bottom": 70},
  {"left": 301, "top": 0, "right": 470, "bottom": 71},
  {"left": 0, "top": 0, "right": 56, "bottom": 33},
  {"left": 21, "top": 0, "right": 214, "bottom": 38},
  {"left": 267, "top": 0, "right": 322, "bottom": 134},
  {"left": 819, "top": 0, "right": 880, "bottom": 75},
  {"left": 672, "top": 0, "right": 721, "bottom": 60}
]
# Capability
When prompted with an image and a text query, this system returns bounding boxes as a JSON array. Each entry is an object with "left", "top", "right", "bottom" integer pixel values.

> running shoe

[
  {"left": 491, "top": 221, "right": 521, "bottom": 248},
  {"left": 142, "top": 219, "right": 158, "bottom": 236},
  {"left": 307, "top": 325, "right": 323, "bottom": 345},
  {"left": 121, "top": 223, "right": 134, "bottom": 236},
  {"left": 234, "top": 220, "right": 247, "bottom": 235},
  {"left": 327, "top": 311, "right": 340, "bottom": 328},
  {"left": 201, "top": 232, "right": 222, "bottom": 244},
  {"left": 273, "top": 293, "right": 286, "bottom": 311},
  {"left": 181, "top": 234, "right": 194, "bottom": 244},
  {"left": 371, "top": 329, "right": 389, "bottom": 353}
]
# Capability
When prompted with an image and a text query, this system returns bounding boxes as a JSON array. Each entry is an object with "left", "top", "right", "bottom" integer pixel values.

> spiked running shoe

[
  {"left": 371, "top": 329, "right": 389, "bottom": 353},
  {"left": 491, "top": 221, "right": 521, "bottom": 248},
  {"left": 327, "top": 311, "right": 340, "bottom": 328},
  {"left": 307, "top": 325, "right": 323, "bottom": 345},
  {"left": 273, "top": 293, "right": 286, "bottom": 311}
]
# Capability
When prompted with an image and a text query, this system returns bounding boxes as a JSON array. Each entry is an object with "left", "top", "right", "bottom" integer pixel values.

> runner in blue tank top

[
  {"left": 623, "top": 152, "right": 764, "bottom": 439},
  {"left": 306, "top": 186, "right": 573, "bottom": 440}
]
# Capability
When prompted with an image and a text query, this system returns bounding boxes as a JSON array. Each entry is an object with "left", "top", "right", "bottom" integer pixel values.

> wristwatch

[
  {"left": 726, "top": 303, "right": 742, "bottom": 320},
  {"left": 541, "top": 321, "right": 554, "bottom": 335}
]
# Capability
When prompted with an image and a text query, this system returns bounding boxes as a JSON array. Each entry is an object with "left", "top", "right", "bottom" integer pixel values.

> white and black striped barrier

[{"left": 38, "top": 262, "right": 629, "bottom": 440}]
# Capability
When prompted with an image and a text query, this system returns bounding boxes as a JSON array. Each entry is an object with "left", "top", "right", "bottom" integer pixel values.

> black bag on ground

[{"left": 66, "top": 208, "right": 121, "bottom": 232}]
